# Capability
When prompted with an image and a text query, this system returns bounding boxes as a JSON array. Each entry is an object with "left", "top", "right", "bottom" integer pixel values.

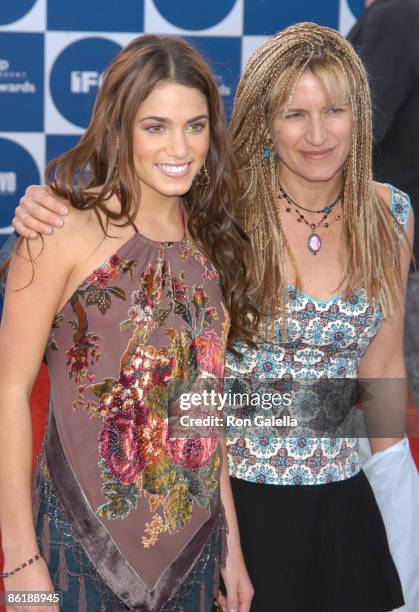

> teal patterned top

[{"left": 225, "top": 184, "right": 411, "bottom": 485}]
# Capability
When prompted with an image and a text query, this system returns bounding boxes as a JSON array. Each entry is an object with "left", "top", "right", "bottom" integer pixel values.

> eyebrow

[
  {"left": 283, "top": 103, "right": 349, "bottom": 113},
  {"left": 139, "top": 114, "right": 209, "bottom": 123}
]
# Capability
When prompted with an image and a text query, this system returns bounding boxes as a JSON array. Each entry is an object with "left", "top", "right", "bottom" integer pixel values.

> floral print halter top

[{"left": 42, "top": 224, "right": 229, "bottom": 610}]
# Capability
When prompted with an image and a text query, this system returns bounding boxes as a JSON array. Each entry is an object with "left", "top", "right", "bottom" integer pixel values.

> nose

[
  {"left": 306, "top": 115, "right": 328, "bottom": 146},
  {"left": 166, "top": 129, "right": 188, "bottom": 159}
]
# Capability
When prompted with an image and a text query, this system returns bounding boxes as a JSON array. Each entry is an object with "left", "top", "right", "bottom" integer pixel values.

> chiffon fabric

[{"left": 35, "top": 225, "right": 229, "bottom": 610}]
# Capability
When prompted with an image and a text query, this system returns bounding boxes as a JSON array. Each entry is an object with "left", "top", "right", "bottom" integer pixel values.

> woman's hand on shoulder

[
  {"left": 8, "top": 202, "right": 83, "bottom": 296},
  {"left": 13, "top": 184, "right": 69, "bottom": 239}
]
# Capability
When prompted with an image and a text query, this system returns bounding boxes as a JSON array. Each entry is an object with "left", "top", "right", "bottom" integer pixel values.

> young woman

[
  {"left": 11, "top": 23, "right": 414, "bottom": 612},
  {"left": 0, "top": 35, "right": 255, "bottom": 612}
]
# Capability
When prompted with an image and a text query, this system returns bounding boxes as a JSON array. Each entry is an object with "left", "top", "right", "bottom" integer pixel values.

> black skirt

[{"left": 231, "top": 470, "right": 404, "bottom": 612}]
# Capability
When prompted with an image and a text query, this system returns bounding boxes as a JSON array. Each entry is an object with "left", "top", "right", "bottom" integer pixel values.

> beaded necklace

[{"left": 279, "top": 184, "right": 341, "bottom": 255}]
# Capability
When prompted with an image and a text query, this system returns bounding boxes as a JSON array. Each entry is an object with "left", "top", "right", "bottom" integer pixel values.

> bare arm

[
  {"left": 217, "top": 438, "right": 253, "bottom": 612},
  {"left": 0, "top": 223, "right": 76, "bottom": 607},
  {"left": 358, "top": 185, "right": 414, "bottom": 453}
]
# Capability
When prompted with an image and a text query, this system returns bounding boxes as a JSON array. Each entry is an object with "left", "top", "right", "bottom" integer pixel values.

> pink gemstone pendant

[{"left": 308, "top": 233, "right": 321, "bottom": 255}]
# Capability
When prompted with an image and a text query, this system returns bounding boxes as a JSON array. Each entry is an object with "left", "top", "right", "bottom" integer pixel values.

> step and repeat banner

[{"left": 0, "top": 0, "right": 364, "bottom": 246}]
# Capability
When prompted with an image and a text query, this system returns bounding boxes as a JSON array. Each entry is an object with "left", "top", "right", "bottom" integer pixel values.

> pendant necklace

[{"left": 278, "top": 184, "right": 341, "bottom": 255}]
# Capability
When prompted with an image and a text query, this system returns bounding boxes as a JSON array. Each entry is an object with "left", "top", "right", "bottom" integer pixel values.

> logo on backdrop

[
  {"left": 50, "top": 38, "right": 122, "bottom": 129},
  {"left": 0, "top": 138, "right": 40, "bottom": 236},
  {"left": 154, "top": 0, "right": 236, "bottom": 30},
  {"left": 70, "top": 71, "right": 103, "bottom": 94},
  {"left": 0, "top": 0, "right": 36, "bottom": 26},
  {"left": 187, "top": 37, "right": 240, "bottom": 119},
  {"left": 0, "top": 33, "right": 43, "bottom": 131},
  {"left": 243, "top": 0, "right": 340, "bottom": 35},
  {"left": 47, "top": 0, "right": 144, "bottom": 33},
  {"left": 347, "top": 0, "right": 365, "bottom": 19}
]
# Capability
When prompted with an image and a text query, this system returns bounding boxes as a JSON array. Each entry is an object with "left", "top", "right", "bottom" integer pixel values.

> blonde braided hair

[{"left": 230, "top": 22, "right": 404, "bottom": 322}]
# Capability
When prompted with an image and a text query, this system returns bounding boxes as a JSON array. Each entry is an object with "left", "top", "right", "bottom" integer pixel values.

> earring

[
  {"left": 112, "top": 161, "right": 119, "bottom": 181},
  {"left": 194, "top": 161, "right": 211, "bottom": 187},
  {"left": 113, "top": 134, "right": 120, "bottom": 181},
  {"left": 262, "top": 138, "right": 274, "bottom": 161}
]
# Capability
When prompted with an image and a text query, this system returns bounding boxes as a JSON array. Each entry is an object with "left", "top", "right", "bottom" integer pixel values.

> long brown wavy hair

[
  {"left": 230, "top": 22, "right": 409, "bottom": 322},
  {"left": 45, "top": 34, "right": 258, "bottom": 349}
]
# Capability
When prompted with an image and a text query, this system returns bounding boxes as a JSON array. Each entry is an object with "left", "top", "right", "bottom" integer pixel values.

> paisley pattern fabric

[
  {"left": 225, "top": 184, "right": 411, "bottom": 486},
  {"left": 40, "top": 228, "right": 229, "bottom": 610}
]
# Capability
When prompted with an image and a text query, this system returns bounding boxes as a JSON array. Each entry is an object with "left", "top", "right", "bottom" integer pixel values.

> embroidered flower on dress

[
  {"left": 99, "top": 411, "right": 147, "bottom": 486},
  {"left": 193, "top": 329, "right": 224, "bottom": 377},
  {"left": 66, "top": 332, "right": 101, "bottom": 385},
  {"left": 86, "top": 255, "right": 122, "bottom": 289},
  {"left": 53, "top": 239, "right": 227, "bottom": 545},
  {"left": 167, "top": 436, "right": 218, "bottom": 470}
]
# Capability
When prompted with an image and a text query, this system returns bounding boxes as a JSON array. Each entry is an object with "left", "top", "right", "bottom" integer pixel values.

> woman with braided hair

[
  {"left": 11, "top": 22, "right": 413, "bottom": 612},
  {"left": 224, "top": 22, "right": 411, "bottom": 611}
]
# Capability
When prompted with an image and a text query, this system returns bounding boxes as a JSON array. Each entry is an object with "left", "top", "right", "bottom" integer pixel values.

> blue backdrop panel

[
  {"left": 0, "top": 0, "right": 362, "bottom": 250},
  {"left": 46, "top": 135, "right": 81, "bottom": 166},
  {"left": 347, "top": 0, "right": 365, "bottom": 18},
  {"left": 49, "top": 37, "right": 122, "bottom": 129},
  {"left": 154, "top": 0, "right": 237, "bottom": 31},
  {"left": 47, "top": 0, "right": 144, "bottom": 32},
  {"left": 0, "top": 137, "right": 40, "bottom": 227},
  {"left": 0, "top": 1, "right": 37, "bottom": 26},
  {"left": 244, "top": 0, "right": 340, "bottom": 34},
  {"left": 186, "top": 36, "right": 241, "bottom": 119},
  {"left": 0, "top": 32, "right": 44, "bottom": 131}
]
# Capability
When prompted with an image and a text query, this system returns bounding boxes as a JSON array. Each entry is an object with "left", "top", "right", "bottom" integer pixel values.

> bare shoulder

[
  {"left": 373, "top": 181, "right": 392, "bottom": 208},
  {"left": 376, "top": 180, "right": 414, "bottom": 225},
  {"left": 11, "top": 203, "right": 100, "bottom": 288},
  {"left": 19, "top": 202, "right": 96, "bottom": 252},
  {"left": 10, "top": 190, "right": 126, "bottom": 296}
]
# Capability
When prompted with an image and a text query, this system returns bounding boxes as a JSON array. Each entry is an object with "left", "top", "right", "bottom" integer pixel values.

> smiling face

[
  {"left": 132, "top": 81, "right": 210, "bottom": 202},
  {"left": 271, "top": 70, "right": 352, "bottom": 187}
]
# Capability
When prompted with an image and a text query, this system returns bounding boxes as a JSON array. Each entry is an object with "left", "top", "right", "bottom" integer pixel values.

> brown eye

[
  {"left": 146, "top": 125, "right": 165, "bottom": 133},
  {"left": 188, "top": 122, "right": 206, "bottom": 132}
]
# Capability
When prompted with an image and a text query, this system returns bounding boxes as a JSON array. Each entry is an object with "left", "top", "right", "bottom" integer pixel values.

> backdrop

[{"left": 0, "top": 0, "right": 365, "bottom": 247}]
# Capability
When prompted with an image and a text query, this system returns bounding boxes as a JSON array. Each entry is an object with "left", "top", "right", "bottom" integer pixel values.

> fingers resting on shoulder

[{"left": 12, "top": 184, "right": 68, "bottom": 239}]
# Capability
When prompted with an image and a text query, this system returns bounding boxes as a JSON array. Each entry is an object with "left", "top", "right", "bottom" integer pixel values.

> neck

[
  {"left": 278, "top": 169, "right": 343, "bottom": 211},
  {"left": 132, "top": 182, "right": 184, "bottom": 240}
]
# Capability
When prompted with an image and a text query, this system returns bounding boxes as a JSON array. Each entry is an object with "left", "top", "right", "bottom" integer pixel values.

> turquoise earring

[
  {"left": 262, "top": 146, "right": 271, "bottom": 159},
  {"left": 262, "top": 138, "right": 274, "bottom": 161}
]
